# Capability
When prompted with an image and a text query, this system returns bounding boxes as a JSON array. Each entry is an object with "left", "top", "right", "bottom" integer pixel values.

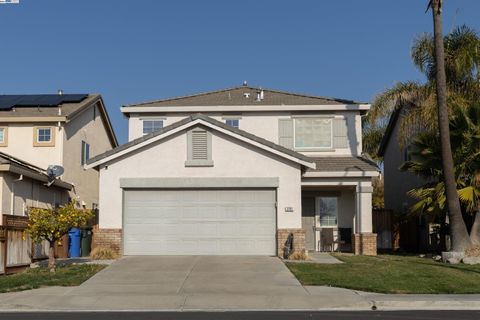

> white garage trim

[{"left": 120, "top": 177, "right": 279, "bottom": 189}]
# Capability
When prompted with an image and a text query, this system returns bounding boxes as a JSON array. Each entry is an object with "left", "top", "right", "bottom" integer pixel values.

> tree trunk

[
  {"left": 439, "top": 214, "right": 447, "bottom": 252},
  {"left": 48, "top": 241, "right": 56, "bottom": 273},
  {"left": 470, "top": 206, "right": 480, "bottom": 245},
  {"left": 431, "top": 0, "right": 472, "bottom": 252}
]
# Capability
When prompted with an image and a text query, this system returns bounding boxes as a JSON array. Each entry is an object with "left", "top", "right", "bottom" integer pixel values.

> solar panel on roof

[{"left": 0, "top": 94, "right": 88, "bottom": 110}]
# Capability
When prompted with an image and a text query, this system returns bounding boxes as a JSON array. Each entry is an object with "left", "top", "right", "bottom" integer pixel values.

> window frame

[
  {"left": 293, "top": 117, "right": 333, "bottom": 151},
  {"left": 33, "top": 126, "right": 55, "bottom": 147},
  {"left": 0, "top": 127, "right": 8, "bottom": 146},
  {"left": 81, "top": 140, "right": 91, "bottom": 166},
  {"left": 142, "top": 119, "right": 164, "bottom": 135},
  {"left": 225, "top": 119, "right": 240, "bottom": 129},
  {"left": 316, "top": 197, "right": 338, "bottom": 228}
]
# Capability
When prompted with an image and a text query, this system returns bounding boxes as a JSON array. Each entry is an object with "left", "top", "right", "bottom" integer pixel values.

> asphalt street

[{"left": 1, "top": 311, "right": 479, "bottom": 320}]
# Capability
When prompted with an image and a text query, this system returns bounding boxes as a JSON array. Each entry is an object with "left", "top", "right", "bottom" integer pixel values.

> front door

[{"left": 301, "top": 197, "right": 316, "bottom": 251}]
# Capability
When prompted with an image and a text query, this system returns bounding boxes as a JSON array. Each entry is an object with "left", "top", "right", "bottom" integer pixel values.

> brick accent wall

[
  {"left": 352, "top": 233, "right": 377, "bottom": 256},
  {"left": 92, "top": 227, "right": 122, "bottom": 255},
  {"left": 277, "top": 228, "right": 305, "bottom": 257}
]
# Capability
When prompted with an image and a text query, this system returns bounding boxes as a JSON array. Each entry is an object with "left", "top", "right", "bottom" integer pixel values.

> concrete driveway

[
  {"left": 0, "top": 256, "right": 373, "bottom": 311},
  {"left": 71, "top": 255, "right": 305, "bottom": 296}
]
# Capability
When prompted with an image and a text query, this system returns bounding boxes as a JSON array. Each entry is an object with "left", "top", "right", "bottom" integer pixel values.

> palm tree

[
  {"left": 364, "top": 7, "right": 480, "bottom": 251},
  {"left": 402, "top": 104, "right": 480, "bottom": 246},
  {"left": 429, "top": 0, "right": 470, "bottom": 252},
  {"left": 365, "top": 25, "right": 480, "bottom": 151}
]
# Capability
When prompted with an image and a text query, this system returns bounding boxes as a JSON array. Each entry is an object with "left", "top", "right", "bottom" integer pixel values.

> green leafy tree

[
  {"left": 402, "top": 104, "right": 480, "bottom": 247},
  {"left": 364, "top": 24, "right": 480, "bottom": 155},
  {"left": 26, "top": 201, "right": 94, "bottom": 272},
  {"left": 364, "top": 6, "right": 480, "bottom": 251}
]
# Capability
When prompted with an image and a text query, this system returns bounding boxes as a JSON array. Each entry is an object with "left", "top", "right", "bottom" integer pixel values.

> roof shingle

[
  {"left": 307, "top": 156, "right": 379, "bottom": 172},
  {"left": 124, "top": 86, "right": 365, "bottom": 108}
]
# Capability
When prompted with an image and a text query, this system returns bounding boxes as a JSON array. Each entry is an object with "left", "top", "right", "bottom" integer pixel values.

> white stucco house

[
  {"left": 0, "top": 94, "right": 118, "bottom": 211},
  {"left": 86, "top": 85, "right": 379, "bottom": 256},
  {"left": 0, "top": 93, "right": 118, "bottom": 273}
]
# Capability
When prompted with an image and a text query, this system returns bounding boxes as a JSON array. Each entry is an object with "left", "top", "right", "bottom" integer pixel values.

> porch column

[{"left": 353, "top": 182, "right": 377, "bottom": 255}]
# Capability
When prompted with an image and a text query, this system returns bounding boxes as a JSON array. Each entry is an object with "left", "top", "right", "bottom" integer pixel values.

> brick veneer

[
  {"left": 277, "top": 228, "right": 305, "bottom": 257},
  {"left": 92, "top": 227, "right": 122, "bottom": 255},
  {"left": 352, "top": 233, "right": 377, "bottom": 256}
]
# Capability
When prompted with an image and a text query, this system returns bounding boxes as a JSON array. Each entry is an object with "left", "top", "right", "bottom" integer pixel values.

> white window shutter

[
  {"left": 278, "top": 119, "right": 293, "bottom": 149},
  {"left": 333, "top": 118, "right": 348, "bottom": 148}
]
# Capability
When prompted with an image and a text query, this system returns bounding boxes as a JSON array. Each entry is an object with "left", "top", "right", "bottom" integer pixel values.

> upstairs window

[
  {"left": 0, "top": 127, "right": 7, "bottom": 146},
  {"left": 143, "top": 120, "right": 163, "bottom": 135},
  {"left": 81, "top": 141, "right": 90, "bottom": 165},
  {"left": 37, "top": 128, "right": 52, "bottom": 142},
  {"left": 294, "top": 118, "right": 332, "bottom": 149},
  {"left": 34, "top": 127, "right": 55, "bottom": 146},
  {"left": 225, "top": 119, "right": 239, "bottom": 129}
]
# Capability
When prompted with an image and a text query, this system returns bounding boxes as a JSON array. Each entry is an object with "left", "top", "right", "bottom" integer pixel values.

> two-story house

[
  {"left": 86, "top": 85, "right": 379, "bottom": 256},
  {"left": 0, "top": 94, "right": 118, "bottom": 213},
  {"left": 378, "top": 109, "right": 434, "bottom": 252},
  {"left": 0, "top": 93, "right": 117, "bottom": 274}
]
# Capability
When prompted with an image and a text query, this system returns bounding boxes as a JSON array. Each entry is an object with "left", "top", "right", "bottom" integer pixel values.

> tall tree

[
  {"left": 429, "top": 0, "right": 471, "bottom": 251},
  {"left": 402, "top": 104, "right": 480, "bottom": 246},
  {"left": 364, "top": 25, "right": 480, "bottom": 154}
]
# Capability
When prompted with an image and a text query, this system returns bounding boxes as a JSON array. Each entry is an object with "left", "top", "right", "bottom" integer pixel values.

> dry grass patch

[{"left": 90, "top": 247, "right": 118, "bottom": 260}]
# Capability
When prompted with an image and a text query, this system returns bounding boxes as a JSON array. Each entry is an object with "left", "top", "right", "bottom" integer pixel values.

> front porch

[{"left": 301, "top": 181, "right": 377, "bottom": 255}]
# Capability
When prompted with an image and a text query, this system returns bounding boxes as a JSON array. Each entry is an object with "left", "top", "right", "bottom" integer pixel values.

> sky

[{"left": 1, "top": 0, "right": 480, "bottom": 144}]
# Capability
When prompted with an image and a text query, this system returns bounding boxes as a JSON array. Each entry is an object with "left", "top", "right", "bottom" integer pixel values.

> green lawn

[
  {"left": 0, "top": 264, "right": 106, "bottom": 293},
  {"left": 286, "top": 254, "right": 480, "bottom": 294}
]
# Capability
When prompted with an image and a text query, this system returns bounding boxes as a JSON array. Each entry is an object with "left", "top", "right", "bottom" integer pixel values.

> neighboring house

[
  {"left": 0, "top": 152, "right": 72, "bottom": 274},
  {"left": 86, "top": 85, "right": 379, "bottom": 256},
  {"left": 378, "top": 109, "right": 436, "bottom": 252},
  {"left": 0, "top": 94, "right": 118, "bottom": 211}
]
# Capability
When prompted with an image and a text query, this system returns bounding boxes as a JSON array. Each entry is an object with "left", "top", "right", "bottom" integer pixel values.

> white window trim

[
  {"left": 224, "top": 118, "right": 240, "bottom": 129},
  {"left": 33, "top": 126, "right": 55, "bottom": 147},
  {"left": 316, "top": 196, "right": 338, "bottom": 228},
  {"left": 37, "top": 127, "right": 52, "bottom": 143},
  {"left": 142, "top": 119, "right": 164, "bottom": 135},
  {"left": 0, "top": 127, "right": 7, "bottom": 146},
  {"left": 293, "top": 118, "right": 333, "bottom": 151}
]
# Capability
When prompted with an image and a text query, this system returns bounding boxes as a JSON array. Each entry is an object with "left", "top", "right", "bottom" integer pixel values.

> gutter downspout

[{"left": 10, "top": 174, "right": 23, "bottom": 215}]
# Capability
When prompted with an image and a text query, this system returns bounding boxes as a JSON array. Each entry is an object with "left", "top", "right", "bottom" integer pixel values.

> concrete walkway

[{"left": 0, "top": 256, "right": 479, "bottom": 311}]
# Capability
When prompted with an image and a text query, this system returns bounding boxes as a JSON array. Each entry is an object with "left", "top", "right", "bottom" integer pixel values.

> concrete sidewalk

[
  {"left": 1, "top": 285, "right": 480, "bottom": 311},
  {"left": 0, "top": 256, "right": 479, "bottom": 312}
]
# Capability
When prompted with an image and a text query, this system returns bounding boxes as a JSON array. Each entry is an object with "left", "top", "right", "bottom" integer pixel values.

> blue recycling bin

[{"left": 68, "top": 228, "right": 81, "bottom": 258}]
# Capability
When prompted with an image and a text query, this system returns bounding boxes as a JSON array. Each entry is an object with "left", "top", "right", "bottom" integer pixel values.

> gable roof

[
  {"left": 86, "top": 113, "right": 316, "bottom": 169},
  {"left": 123, "top": 86, "right": 366, "bottom": 108},
  {"left": 0, "top": 94, "right": 118, "bottom": 147},
  {"left": 0, "top": 152, "right": 73, "bottom": 190},
  {"left": 377, "top": 108, "right": 401, "bottom": 157}
]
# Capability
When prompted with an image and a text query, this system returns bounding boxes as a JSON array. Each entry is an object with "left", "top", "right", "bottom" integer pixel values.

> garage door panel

[{"left": 124, "top": 189, "right": 276, "bottom": 255}]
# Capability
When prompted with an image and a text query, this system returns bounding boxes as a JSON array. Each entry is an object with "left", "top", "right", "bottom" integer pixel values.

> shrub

[
  {"left": 90, "top": 247, "right": 118, "bottom": 260},
  {"left": 465, "top": 246, "right": 480, "bottom": 257},
  {"left": 288, "top": 251, "right": 308, "bottom": 261}
]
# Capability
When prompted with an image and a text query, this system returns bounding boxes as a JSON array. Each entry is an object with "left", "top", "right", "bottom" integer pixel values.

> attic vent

[{"left": 192, "top": 130, "right": 208, "bottom": 160}]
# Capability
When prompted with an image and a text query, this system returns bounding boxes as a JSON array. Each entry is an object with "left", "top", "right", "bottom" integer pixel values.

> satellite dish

[{"left": 47, "top": 165, "right": 64, "bottom": 178}]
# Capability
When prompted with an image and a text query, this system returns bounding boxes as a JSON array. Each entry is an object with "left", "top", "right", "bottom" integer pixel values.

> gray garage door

[{"left": 123, "top": 189, "right": 276, "bottom": 255}]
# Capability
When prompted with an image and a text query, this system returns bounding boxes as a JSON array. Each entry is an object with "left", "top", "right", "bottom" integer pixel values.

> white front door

[{"left": 315, "top": 197, "right": 339, "bottom": 251}]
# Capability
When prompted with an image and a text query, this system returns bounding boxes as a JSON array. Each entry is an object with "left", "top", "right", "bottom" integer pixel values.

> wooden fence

[
  {"left": 0, "top": 214, "right": 48, "bottom": 275},
  {"left": 373, "top": 209, "right": 394, "bottom": 250}
]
